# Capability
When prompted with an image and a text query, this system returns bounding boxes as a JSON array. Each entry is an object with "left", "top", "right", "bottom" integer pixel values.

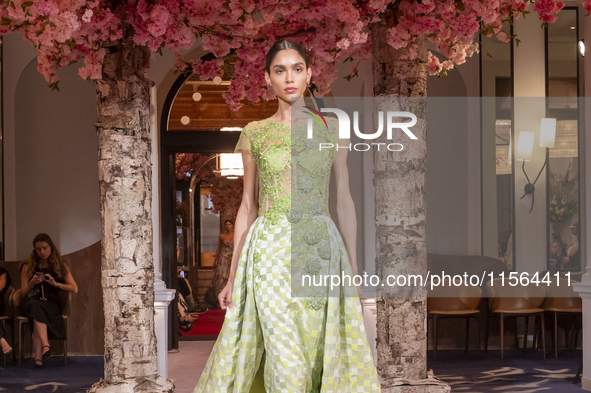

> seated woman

[
  {"left": 0, "top": 265, "right": 12, "bottom": 358},
  {"left": 20, "top": 233, "right": 78, "bottom": 369}
]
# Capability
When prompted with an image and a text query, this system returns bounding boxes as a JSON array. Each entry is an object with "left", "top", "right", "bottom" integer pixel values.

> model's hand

[
  {"left": 219, "top": 282, "right": 234, "bottom": 310},
  {"left": 357, "top": 286, "right": 363, "bottom": 298},
  {"left": 45, "top": 274, "right": 57, "bottom": 287}
]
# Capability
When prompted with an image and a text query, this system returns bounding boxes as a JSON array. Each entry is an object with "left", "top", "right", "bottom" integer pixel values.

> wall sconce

[
  {"left": 517, "top": 118, "right": 556, "bottom": 213},
  {"left": 579, "top": 39, "right": 585, "bottom": 57}
]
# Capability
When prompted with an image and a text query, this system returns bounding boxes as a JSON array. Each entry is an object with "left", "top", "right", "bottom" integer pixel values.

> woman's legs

[
  {"left": 32, "top": 320, "right": 50, "bottom": 363},
  {"left": 0, "top": 337, "right": 11, "bottom": 354}
]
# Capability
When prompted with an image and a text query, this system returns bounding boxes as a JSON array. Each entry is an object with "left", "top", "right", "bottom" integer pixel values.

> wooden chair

[
  {"left": 1, "top": 286, "right": 15, "bottom": 366},
  {"left": 427, "top": 284, "right": 482, "bottom": 360},
  {"left": 541, "top": 278, "right": 582, "bottom": 358},
  {"left": 486, "top": 278, "right": 546, "bottom": 359},
  {"left": 11, "top": 288, "right": 71, "bottom": 367}
]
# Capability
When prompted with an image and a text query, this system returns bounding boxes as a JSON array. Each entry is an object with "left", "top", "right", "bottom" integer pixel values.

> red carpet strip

[{"left": 179, "top": 309, "right": 226, "bottom": 341}]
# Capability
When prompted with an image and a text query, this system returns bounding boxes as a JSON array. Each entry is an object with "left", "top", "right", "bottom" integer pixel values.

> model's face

[
  {"left": 265, "top": 49, "right": 311, "bottom": 103},
  {"left": 225, "top": 222, "right": 234, "bottom": 232},
  {"left": 35, "top": 241, "right": 51, "bottom": 261},
  {"left": 551, "top": 242, "right": 560, "bottom": 253}
]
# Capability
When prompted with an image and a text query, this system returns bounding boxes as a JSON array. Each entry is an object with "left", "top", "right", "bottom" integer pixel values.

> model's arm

[
  {"left": 334, "top": 147, "right": 359, "bottom": 278},
  {"left": 218, "top": 148, "right": 258, "bottom": 309},
  {"left": 227, "top": 150, "right": 258, "bottom": 284}
]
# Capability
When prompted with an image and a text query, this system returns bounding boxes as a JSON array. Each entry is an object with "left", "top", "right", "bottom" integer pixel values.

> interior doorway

[{"left": 159, "top": 66, "right": 278, "bottom": 349}]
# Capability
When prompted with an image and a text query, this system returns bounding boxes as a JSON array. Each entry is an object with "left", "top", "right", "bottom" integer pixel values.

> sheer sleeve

[{"left": 234, "top": 128, "right": 251, "bottom": 153}]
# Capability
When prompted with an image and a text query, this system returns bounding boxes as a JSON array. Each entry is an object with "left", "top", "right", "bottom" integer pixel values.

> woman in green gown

[{"left": 194, "top": 40, "right": 381, "bottom": 393}]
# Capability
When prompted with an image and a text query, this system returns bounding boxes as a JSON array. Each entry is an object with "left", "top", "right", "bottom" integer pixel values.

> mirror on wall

[
  {"left": 481, "top": 22, "right": 514, "bottom": 269},
  {"left": 546, "top": 8, "right": 581, "bottom": 273}
]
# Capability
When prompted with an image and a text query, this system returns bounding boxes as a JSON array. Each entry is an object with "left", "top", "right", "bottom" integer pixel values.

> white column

[
  {"left": 573, "top": 15, "right": 591, "bottom": 391},
  {"left": 360, "top": 70, "right": 378, "bottom": 365},
  {"left": 150, "top": 85, "right": 176, "bottom": 377},
  {"left": 574, "top": 283, "right": 591, "bottom": 390}
]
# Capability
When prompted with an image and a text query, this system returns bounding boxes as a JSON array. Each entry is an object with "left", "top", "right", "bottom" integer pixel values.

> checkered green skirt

[{"left": 194, "top": 215, "right": 381, "bottom": 393}]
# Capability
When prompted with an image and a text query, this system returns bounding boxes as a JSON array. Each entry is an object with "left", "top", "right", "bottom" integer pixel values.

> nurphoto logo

[{"left": 305, "top": 108, "right": 418, "bottom": 151}]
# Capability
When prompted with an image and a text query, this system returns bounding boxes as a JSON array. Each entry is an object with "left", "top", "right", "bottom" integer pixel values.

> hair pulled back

[{"left": 265, "top": 40, "right": 309, "bottom": 74}]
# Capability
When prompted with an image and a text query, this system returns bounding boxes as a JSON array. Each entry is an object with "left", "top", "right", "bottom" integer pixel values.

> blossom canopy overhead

[{"left": 0, "top": 0, "right": 569, "bottom": 109}]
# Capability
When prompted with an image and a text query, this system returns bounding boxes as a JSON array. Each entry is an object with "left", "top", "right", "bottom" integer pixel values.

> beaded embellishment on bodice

[{"left": 237, "top": 120, "right": 338, "bottom": 224}]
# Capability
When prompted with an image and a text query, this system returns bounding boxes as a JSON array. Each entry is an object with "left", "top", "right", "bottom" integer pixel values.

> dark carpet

[
  {"left": 0, "top": 356, "right": 103, "bottom": 392},
  {"left": 429, "top": 349, "right": 584, "bottom": 392},
  {"left": 0, "top": 349, "right": 583, "bottom": 392}
]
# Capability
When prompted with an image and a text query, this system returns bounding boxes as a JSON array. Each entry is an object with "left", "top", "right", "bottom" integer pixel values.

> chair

[
  {"left": 1, "top": 286, "right": 15, "bottom": 367},
  {"left": 11, "top": 288, "right": 71, "bottom": 367},
  {"left": 427, "top": 284, "right": 482, "bottom": 360},
  {"left": 541, "top": 278, "right": 582, "bottom": 358},
  {"left": 485, "top": 278, "right": 546, "bottom": 359}
]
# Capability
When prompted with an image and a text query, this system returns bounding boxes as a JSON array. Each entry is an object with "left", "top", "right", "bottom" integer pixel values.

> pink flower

[
  {"left": 427, "top": 52, "right": 443, "bottom": 75},
  {"left": 147, "top": 5, "right": 170, "bottom": 38},
  {"left": 82, "top": 9, "right": 93, "bottom": 23},
  {"left": 496, "top": 31, "right": 510, "bottom": 43},
  {"left": 442, "top": 60, "right": 454, "bottom": 70},
  {"left": 336, "top": 38, "right": 350, "bottom": 50}
]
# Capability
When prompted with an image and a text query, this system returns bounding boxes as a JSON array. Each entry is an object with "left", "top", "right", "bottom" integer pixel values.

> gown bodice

[{"left": 235, "top": 119, "right": 339, "bottom": 224}]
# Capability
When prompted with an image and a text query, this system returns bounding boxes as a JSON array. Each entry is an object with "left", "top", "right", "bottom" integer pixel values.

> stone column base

[
  {"left": 381, "top": 384, "right": 450, "bottom": 393},
  {"left": 87, "top": 375, "right": 174, "bottom": 393},
  {"left": 380, "top": 372, "right": 451, "bottom": 393}
]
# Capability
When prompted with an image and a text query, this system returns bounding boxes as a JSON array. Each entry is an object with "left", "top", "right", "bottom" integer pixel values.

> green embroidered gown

[{"left": 194, "top": 119, "right": 381, "bottom": 393}]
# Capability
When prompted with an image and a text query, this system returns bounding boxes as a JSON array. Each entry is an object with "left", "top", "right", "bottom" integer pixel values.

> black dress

[
  {"left": 0, "top": 266, "right": 11, "bottom": 340},
  {"left": 21, "top": 267, "right": 66, "bottom": 339}
]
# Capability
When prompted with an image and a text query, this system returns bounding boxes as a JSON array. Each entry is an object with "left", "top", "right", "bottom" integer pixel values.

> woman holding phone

[{"left": 20, "top": 233, "right": 78, "bottom": 369}]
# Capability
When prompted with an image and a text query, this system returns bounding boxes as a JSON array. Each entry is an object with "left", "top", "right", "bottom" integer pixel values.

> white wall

[
  {"left": 14, "top": 58, "right": 100, "bottom": 258},
  {"left": 426, "top": 51, "right": 481, "bottom": 255},
  {"left": 3, "top": 33, "right": 38, "bottom": 260}
]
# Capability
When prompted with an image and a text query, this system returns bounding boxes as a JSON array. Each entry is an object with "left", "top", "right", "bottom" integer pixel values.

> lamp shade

[
  {"left": 539, "top": 118, "right": 556, "bottom": 148},
  {"left": 516, "top": 131, "right": 534, "bottom": 161},
  {"left": 219, "top": 153, "right": 244, "bottom": 177}
]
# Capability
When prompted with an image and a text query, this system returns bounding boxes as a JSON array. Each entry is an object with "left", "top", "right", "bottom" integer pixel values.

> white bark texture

[
  {"left": 88, "top": 43, "right": 174, "bottom": 393},
  {"left": 371, "top": 10, "right": 430, "bottom": 387}
]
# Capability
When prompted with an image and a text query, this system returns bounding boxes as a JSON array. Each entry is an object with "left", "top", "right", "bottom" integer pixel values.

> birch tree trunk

[
  {"left": 371, "top": 10, "right": 439, "bottom": 392},
  {"left": 88, "top": 41, "right": 174, "bottom": 393}
]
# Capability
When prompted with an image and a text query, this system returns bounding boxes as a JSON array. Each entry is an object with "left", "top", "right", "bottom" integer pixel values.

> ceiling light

[
  {"left": 220, "top": 127, "right": 243, "bottom": 132},
  {"left": 181, "top": 116, "right": 191, "bottom": 125},
  {"left": 192, "top": 92, "right": 202, "bottom": 101},
  {"left": 213, "top": 76, "right": 222, "bottom": 85},
  {"left": 218, "top": 153, "right": 244, "bottom": 177}
]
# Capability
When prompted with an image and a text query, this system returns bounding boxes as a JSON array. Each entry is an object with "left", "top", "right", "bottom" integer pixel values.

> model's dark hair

[
  {"left": 224, "top": 219, "right": 234, "bottom": 225},
  {"left": 265, "top": 40, "right": 309, "bottom": 74}
]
